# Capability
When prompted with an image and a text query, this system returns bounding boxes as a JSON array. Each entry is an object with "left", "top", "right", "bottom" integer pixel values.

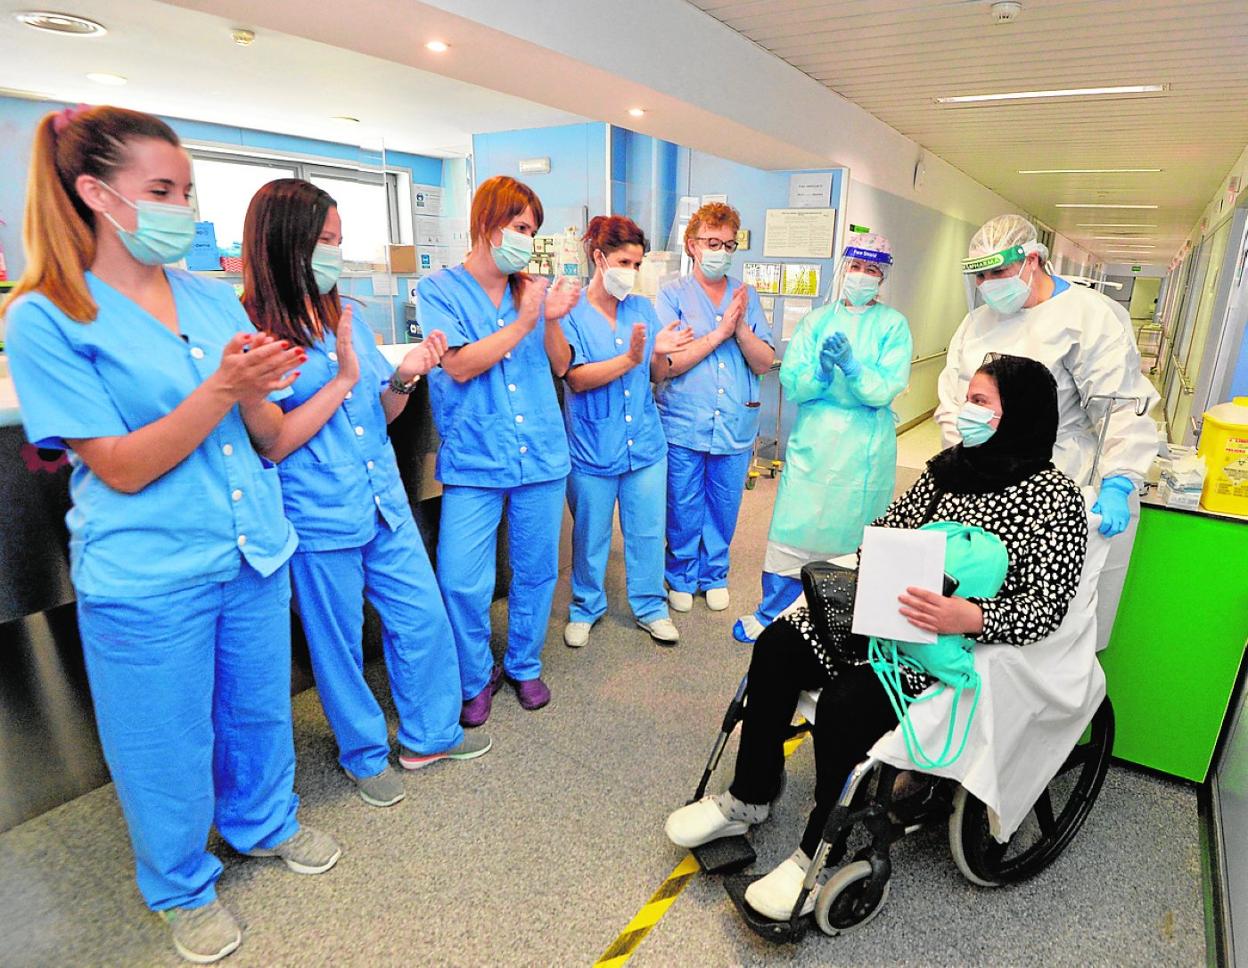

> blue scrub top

[
  {"left": 655, "top": 274, "right": 774, "bottom": 455},
  {"left": 560, "top": 291, "right": 667, "bottom": 477},
  {"left": 419, "top": 264, "right": 570, "bottom": 488},
  {"left": 275, "top": 299, "right": 411, "bottom": 552},
  {"left": 4, "top": 269, "right": 297, "bottom": 598}
]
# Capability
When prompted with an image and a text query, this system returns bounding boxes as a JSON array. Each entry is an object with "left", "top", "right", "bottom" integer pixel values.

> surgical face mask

[
  {"left": 978, "top": 263, "right": 1033, "bottom": 316},
  {"left": 841, "top": 271, "right": 881, "bottom": 307},
  {"left": 957, "top": 401, "right": 999, "bottom": 447},
  {"left": 602, "top": 266, "right": 636, "bottom": 301},
  {"left": 491, "top": 227, "right": 534, "bottom": 275},
  {"left": 311, "top": 243, "right": 343, "bottom": 294},
  {"left": 698, "top": 247, "right": 733, "bottom": 281},
  {"left": 97, "top": 180, "right": 196, "bottom": 266}
]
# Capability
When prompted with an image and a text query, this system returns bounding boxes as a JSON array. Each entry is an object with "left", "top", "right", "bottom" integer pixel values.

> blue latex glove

[
  {"left": 1092, "top": 475, "right": 1134, "bottom": 537},
  {"left": 819, "top": 332, "right": 861, "bottom": 379}
]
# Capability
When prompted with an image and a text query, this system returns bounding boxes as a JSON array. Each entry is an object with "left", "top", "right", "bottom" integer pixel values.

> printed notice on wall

[
  {"left": 743, "top": 262, "right": 782, "bottom": 294},
  {"left": 788, "top": 172, "right": 834, "bottom": 209},
  {"left": 413, "top": 184, "right": 443, "bottom": 215},
  {"left": 764, "top": 208, "right": 837, "bottom": 259},
  {"left": 781, "top": 263, "right": 821, "bottom": 298},
  {"left": 782, "top": 297, "right": 811, "bottom": 341}
]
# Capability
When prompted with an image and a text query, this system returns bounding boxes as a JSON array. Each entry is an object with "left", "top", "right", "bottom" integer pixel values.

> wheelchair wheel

[
  {"left": 948, "top": 697, "right": 1114, "bottom": 887},
  {"left": 814, "top": 861, "right": 891, "bottom": 936}
]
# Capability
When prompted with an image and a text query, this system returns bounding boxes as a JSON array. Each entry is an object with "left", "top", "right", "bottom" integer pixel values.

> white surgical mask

[
  {"left": 841, "top": 271, "right": 881, "bottom": 307},
  {"left": 602, "top": 266, "right": 636, "bottom": 301},
  {"left": 979, "top": 263, "right": 1033, "bottom": 316}
]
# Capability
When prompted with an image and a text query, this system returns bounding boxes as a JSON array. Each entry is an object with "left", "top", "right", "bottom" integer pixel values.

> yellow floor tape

[{"left": 593, "top": 731, "right": 808, "bottom": 967}]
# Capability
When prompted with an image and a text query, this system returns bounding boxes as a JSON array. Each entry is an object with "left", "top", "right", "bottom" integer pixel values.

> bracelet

[{"left": 388, "top": 371, "right": 421, "bottom": 395}]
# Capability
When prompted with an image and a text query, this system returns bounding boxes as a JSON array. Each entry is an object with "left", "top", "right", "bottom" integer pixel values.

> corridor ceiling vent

[{"left": 13, "top": 11, "right": 105, "bottom": 36}]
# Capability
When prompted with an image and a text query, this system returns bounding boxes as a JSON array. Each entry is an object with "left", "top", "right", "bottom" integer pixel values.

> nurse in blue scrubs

[
  {"left": 560, "top": 215, "right": 694, "bottom": 650},
  {"left": 418, "top": 175, "right": 581, "bottom": 726},
  {"left": 655, "top": 202, "right": 775, "bottom": 614},
  {"left": 2, "top": 106, "right": 338, "bottom": 965},
  {"left": 240, "top": 180, "right": 491, "bottom": 811}
]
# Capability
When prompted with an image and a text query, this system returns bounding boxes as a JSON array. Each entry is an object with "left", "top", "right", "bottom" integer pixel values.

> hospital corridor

[{"left": 0, "top": 1, "right": 1246, "bottom": 966}]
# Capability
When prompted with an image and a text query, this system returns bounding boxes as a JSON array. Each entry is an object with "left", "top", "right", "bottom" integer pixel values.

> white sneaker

[
  {"left": 564, "top": 621, "right": 592, "bottom": 648},
  {"left": 665, "top": 795, "right": 754, "bottom": 848},
  {"left": 668, "top": 590, "right": 694, "bottom": 612},
  {"left": 745, "top": 851, "right": 815, "bottom": 921},
  {"left": 638, "top": 617, "right": 680, "bottom": 644},
  {"left": 705, "top": 587, "right": 730, "bottom": 611}
]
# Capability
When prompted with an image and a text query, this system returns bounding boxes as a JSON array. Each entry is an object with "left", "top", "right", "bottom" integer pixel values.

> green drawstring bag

[{"left": 868, "top": 522, "right": 1009, "bottom": 769}]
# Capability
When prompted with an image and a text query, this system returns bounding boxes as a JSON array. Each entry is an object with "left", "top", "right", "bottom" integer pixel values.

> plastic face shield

[
  {"left": 826, "top": 244, "right": 894, "bottom": 306},
  {"left": 961, "top": 244, "right": 1027, "bottom": 276}
]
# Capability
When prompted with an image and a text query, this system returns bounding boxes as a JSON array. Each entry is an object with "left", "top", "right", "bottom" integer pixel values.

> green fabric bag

[{"left": 868, "top": 521, "right": 1010, "bottom": 769}]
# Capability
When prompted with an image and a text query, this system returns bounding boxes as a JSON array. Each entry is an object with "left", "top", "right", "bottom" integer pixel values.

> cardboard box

[{"left": 388, "top": 245, "right": 418, "bottom": 274}]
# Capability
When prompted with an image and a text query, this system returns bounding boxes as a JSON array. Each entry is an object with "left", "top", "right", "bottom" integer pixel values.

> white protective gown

[{"left": 935, "top": 281, "right": 1160, "bottom": 650}]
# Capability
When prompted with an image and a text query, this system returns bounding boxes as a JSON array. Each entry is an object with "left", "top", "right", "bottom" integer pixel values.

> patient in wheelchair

[{"left": 665, "top": 354, "right": 1090, "bottom": 920}]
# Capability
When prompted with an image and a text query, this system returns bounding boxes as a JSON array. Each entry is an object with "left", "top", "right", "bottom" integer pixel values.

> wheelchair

[{"left": 684, "top": 674, "right": 1115, "bottom": 943}]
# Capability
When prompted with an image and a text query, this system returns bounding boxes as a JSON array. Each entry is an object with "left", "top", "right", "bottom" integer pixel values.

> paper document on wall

[
  {"left": 413, "top": 185, "right": 443, "bottom": 215},
  {"left": 764, "top": 209, "right": 837, "bottom": 259},
  {"left": 851, "top": 527, "right": 947, "bottom": 645},
  {"left": 782, "top": 298, "right": 810, "bottom": 341},
  {"left": 788, "top": 172, "right": 834, "bottom": 209},
  {"left": 416, "top": 216, "right": 448, "bottom": 246}
]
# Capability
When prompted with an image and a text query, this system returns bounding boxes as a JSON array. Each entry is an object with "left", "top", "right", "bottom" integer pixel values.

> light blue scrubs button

[
  {"left": 222, "top": 444, "right": 234, "bottom": 456},
  {"left": 719, "top": 362, "right": 726, "bottom": 369},
  {"left": 505, "top": 352, "right": 512, "bottom": 359},
  {"left": 497, "top": 319, "right": 505, "bottom": 328},
  {"left": 718, "top": 387, "right": 725, "bottom": 394},
  {"left": 625, "top": 415, "right": 633, "bottom": 423},
  {"left": 520, "top": 445, "right": 528, "bottom": 454},
  {"left": 328, "top": 352, "right": 338, "bottom": 362},
  {"left": 345, "top": 391, "right": 353, "bottom": 400},
  {"left": 237, "top": 534, "right": 247, "bottom": 548},
  {"left": 374, "top": 495, "right": 381, "bottom": 506},
  {"left": 366, "top": 460, "right": 375, "bottom": 470},
  {"left": 190, "top": 346, "right": 205, "bottom": 360},
  {"left": 715, "top": 315, "right": 722, "bottom": 322},
  {"left": 615, "top": 337, "right": 623, "bottom": 346},
  {"left": 515, "top": 414, "right": 524, "bottom": 424},
  {"left": 231, "top": 489, "right": 243, "bottom": 502},
  {"left": 627, "top": 439, "right": 634, "bottom": 447},
  {"left": 354, "top": 426, "right": 365, "bottom": 437},
  {"left": 508, "top": 383, "right": 517, "bottom": 392},
  {"left": 624, "top": 389, "right": 631, "bottom": 398}
]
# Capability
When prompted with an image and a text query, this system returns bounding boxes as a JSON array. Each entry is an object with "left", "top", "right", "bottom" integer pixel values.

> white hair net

[{"left": 968, "top": 214, "right": 1049, "bottom": 262}]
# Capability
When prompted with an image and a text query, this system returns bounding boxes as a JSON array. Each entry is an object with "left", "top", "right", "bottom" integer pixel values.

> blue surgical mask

[
  {"left": 698, "top": 248, "right": 733, "bottom": 281},
  {"left": 978, "top": 264, "right": 1032, "bottom": 316},
  {"left": 957, "top": 401, "right": 999, "bottom": 447},
  {"left": 842, "top": 271, "right": 881, "bottom": 307},
  {"left": 98, "top": 180, "right": 196, "bottom": 266},
  {"left": 311, "top": 243, "right": 343, "bottom": 294},
  {"left": 492, "top": 227, "right": 534, "bottom": 275}
]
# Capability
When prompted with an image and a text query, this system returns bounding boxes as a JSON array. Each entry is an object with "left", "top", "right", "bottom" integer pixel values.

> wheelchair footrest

[
  {"left": 723, "top": 874, "right": 811, "bottom": 944},
  {"left": 691, "top": 836, "right": 756, "bottom": 875}
]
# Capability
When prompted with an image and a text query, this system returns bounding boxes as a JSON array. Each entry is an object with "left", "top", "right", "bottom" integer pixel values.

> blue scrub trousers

[
  {"left": 567, "top": 458, "right": 668, "bottom": 626},
  {"left": 76, "top": 563, "right": 300, "bottom": 912},
  {"left": 665, "top": 444, "right": 753, "bottom": 593},
  {"left": 755, "top": 571, "right": 804, "bottom": 626},
  {"left": 437, "top": 478, "right": 566, "bottom": 697},
  {"left": 290, "top": 518, "right": 464, "bottom": 780}
]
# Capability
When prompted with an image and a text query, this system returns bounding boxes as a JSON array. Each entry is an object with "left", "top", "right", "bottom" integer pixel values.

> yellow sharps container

[{"left": 1198, "top": 396, "right": 1248, "bottom": 516}]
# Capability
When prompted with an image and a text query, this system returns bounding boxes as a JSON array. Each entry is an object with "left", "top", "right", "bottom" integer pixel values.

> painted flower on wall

[{"left": 20, "top": 442, "right": 68, "bottom": 474}]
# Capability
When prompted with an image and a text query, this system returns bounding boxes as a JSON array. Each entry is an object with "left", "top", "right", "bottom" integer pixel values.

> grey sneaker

[
  {"left": 245, "top": 826, "right": 341, "bottom": 875},
  {"left": 399, "top": 731, "right": 493, "bottom": 770},
  {"left": 346, "top": 764, "right": 405, "bottom": 808},
  {"left": 160, "top": 900, "right": 241, "bottom": 964}
]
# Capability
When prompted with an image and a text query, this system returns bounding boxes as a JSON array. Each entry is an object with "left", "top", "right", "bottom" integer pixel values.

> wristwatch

[{"left": 388, "top": 371, "right": 421, "bottom": 395}]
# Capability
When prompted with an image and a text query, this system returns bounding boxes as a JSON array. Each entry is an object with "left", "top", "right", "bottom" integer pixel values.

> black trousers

[{"left": 729, "top": 619, "right": 898, "bottom": 856}]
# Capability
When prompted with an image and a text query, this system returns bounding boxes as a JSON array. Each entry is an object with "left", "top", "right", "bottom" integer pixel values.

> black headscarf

[{"left": 927, "top": 354, "right": 1059, "bottom": 494}]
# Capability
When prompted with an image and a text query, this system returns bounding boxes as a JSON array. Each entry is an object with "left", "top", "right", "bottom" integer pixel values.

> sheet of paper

[
  {"left": 743, "top": 261, "right": 782, "bottom": 294},
  {"left": 412, "top": 184, "right": 443, "bottom": 215},
  {"left": 371, "top": 273, "right": 398, "bottom": 296},
  {"left": 764, "top": 208, "right": 837, "bottom": 259},
  {"left": 782, "top": 298, "right": 811, "bottom": 340},
  {"left": 701, "top": 193, "right": 727, "bottom": 205},
  {"left": 781, "top": 262, "right": 821, "bottom": 298},
  {"left": 788, "top": 172, "right": 834, "bottom": 208},
  {"left": 416, "top": 216, "right": 447, "bottom": 246},
  {"left": 851, "top": 527, "right": 947, "bottom": 644}
]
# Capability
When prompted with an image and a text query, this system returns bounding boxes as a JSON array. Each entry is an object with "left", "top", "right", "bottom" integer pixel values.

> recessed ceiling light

[
  {"left": 329, "top": 116, "right": 361, "bottom": 124},
  {"left": 425, "top": 40, "right": 449, "bottom": 53},
  {"left": 1055, "top": 203, "right": 1159, "bottom": 209},
  {"left": 1077, "top": 223, "right": 1158, "bottom": 228},
  {"left": 628, "top": 108, "right": 646, "bottom": 118},
  {"left": 937, "top": 84, "right": 1165, "bottom": 104},
  {"left": 1018, "top": 168, "right": 1162, "bottom": 174},
  {"left": 1088, "top": 235, "right": 1152, "bottom": 240},
  {"left": 14, "top": 11, "right": 106, "bottom": 35},
  {"left": 86, "top": 72, "right": 126, "bottom": 86}
]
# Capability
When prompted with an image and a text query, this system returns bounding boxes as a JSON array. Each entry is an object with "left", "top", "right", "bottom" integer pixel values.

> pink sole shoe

[
  {"left": 460, "top": 664, "right": 503, "bottom": 727},
  {"left": 511, "top": 676, "right": 551, "bottom": 711}
]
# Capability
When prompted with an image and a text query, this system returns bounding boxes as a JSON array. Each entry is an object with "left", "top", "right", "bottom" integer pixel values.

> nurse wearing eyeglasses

[{"left": 654, "top": 202, "right": 775, "bottom": 615}]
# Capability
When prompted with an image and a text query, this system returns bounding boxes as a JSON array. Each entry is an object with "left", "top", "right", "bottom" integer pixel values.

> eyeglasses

[{"left": 693, "top": 237, "right": 739, "bottom": 253}]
